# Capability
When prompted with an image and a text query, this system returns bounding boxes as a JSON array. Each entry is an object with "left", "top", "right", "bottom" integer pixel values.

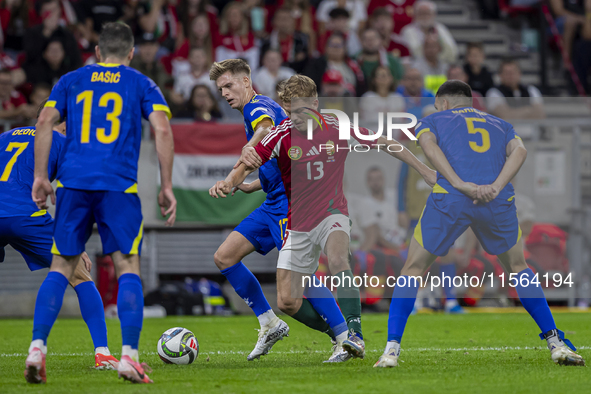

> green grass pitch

[{"left": 0, "top": 312, "right": 590, "bottom": 393}]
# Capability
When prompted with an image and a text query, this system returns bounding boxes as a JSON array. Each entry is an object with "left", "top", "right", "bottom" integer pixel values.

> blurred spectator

[
  {"left": 178, "top": 0, "right": 219, "bottom": 39},
  {"left": 303, "top": 32, "right": 365, "bottom": 96},
  {"left": 242, "top": 0, "right": 267, "bottom": 38},
  {"left": 24, "top": 39, "right": 72, "bottom": 86},
  {"left": 412, "top": 35, "right": 448, "bottom": 93},
  {"left": 395, "top": 67, "right": 435, "bottom": 119},
  {"left": 24, "top": 0, "right": 81, "bottom": 72},
  {"left": 135, "top": 0, "right": 183, "bottom": 53},
  {"left": 321, "top": 69, "right": 348, "bottom": 97},
  {"left": 1, "top": 0, "right": 37, "bottom": 52},
  {"left": 175, "top": 84, "right": 222, "bottom": 121},
  {"left": 446, "top": 64, "right": 486, "bottom": 112},
  {"left": 0, "top": 69, "right": 35, "bottom": 119},
  {"left": 371, "top": 7, "right": 410, "bottom": 59},
  {"left": 173, "top": 13, "right": 214, "bottom": 74},
  {"left": 29, "top": 83, "right": 52, "bottom": 108},
  {"left": 76, "top": 0, "right": 124, "bottom": 47},
  {"left": 400, "top": 0, "right": 458, "bottom": 64},
  {"left": 463, "top": 42, "right": 494, "bottom": 96},
  {"left": 549, "top": 0, "right": 591, "bottom": 61},
  {"left": 260, "top": 7, "right": 308, "bottom": 73},
  {"left": 278, "top": 0, "right": 318, "bottom": 55},
  {"left": 216, "top": 2, "right": 260, "bottom": 71},
  {"left": 486, "top": 59, "right": 545, "bottom": 119},
  {"left": 316, "top": 0, "right": 367, "bottom": 34},
  {"left": 252, "top": 49, "right": 295, "bottom": 100},
  {"left": 356, "top": 28, "right": 404, "bottom": 84},
  {"left": 317, "top": 7, "right": 361, "bottom": 57},
  {"left": 0, "top": 49, "right": 25, "bottom": 86},
  {"left": 360, "top": 65, "right": 405, "bottom": 130},
  {"left": 130, "top": 33, "right": 172, "bottom": 91},
  {"left": 367, "top": 0, "right": 415, "bottom": 34},
  {"left": 172, "top": 47, "right": 216, "bottom": 105}
]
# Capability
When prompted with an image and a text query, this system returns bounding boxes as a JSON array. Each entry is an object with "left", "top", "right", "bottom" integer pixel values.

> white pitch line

[{"left": 1, "top": 346, "right": 589, "bottom": 358}]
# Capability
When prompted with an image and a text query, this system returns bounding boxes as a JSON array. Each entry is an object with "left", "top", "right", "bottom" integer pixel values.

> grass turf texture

[{"left": 0, "top": 312, "right": 589, "bottom": 393}]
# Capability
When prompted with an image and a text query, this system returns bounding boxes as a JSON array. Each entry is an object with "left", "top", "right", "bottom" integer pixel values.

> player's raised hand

[
  {"left": 233, "top": 146, "right": 262, "bottom": 169},
  {"left": 209, "top": 180, "right": 232, "bottom": 198},
  {"left": 31, "top": 177, "right": 55, "bottom": 209},
  {"left": 158, "top": 187, "right": 177, "bottom": 226},
  {"left": 474, "top": 185, "right": 498, "bottom": 204}
]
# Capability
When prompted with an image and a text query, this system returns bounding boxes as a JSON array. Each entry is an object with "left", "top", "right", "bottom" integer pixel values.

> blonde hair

[
  {"left": 280, "top": 74, "right": 318, "bottom": 103},
  {"left": 209, "top": 59, "right": 251, "bottom": 82}
]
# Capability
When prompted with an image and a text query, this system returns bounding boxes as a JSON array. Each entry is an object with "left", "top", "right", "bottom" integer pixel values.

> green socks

[
  {"left": 291, "top": 298, "right": 335, "bottom": 338},
  {"left": 335, "top": 270, "right": 363, "bottom": 338}
]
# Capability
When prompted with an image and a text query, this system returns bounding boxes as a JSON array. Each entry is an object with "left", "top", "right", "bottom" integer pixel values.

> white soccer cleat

[
  {"left": 551, "top": 346, "right": 586, "bottom": 366},
  {"left": 247, "top": 318, "right": 289, "bottom": 361},
  {"left": 342, "top": 334, "right": 365, "bottom": 359},
  {"left": 24, "top": 347, "right": 46, "bottom": 384},
  {"left": 373, "top": 349, "right": 399, "bottom": 368},
  {"left": 323, "top": 340, "right": 351, "bottom": 363}
]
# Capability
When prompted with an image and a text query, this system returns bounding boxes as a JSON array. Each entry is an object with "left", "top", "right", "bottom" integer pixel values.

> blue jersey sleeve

[
  {"left": 140, "top": 75, "right": 171, "bottom": 120},
  {"left": 46, "top": 75, "right": 69, "bottom": 119},
  {"left": 504, "top": 122, "right": 521, "bottom": 146},
  {"left": 414, "top": 117, "right": 437, "bottom": 144},
  {"left": 244, "top": 101, "right": 275, "bottom": 131}
]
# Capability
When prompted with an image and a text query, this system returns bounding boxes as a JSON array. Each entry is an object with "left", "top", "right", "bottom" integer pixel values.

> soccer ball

[{"left": 157, "top": 327, "right": 199, "bottom": 364}]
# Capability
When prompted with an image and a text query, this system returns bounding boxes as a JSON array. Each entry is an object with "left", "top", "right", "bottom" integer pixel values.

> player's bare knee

[
  {"left": 213, "top": 248, "right": 238, "bottom": 271},
  {"left": 277, "top": 296, "right": 300, "bottom": 316}
]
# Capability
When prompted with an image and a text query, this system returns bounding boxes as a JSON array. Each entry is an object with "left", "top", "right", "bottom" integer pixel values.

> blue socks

[
  {"left": 515, "top": 268, "right": 556, "bottom": 334},
  {"left": 75, "top": 281, "right": 108, "bottom": 349},
  {"left": 440, "top": 263, "right": 457, "bottom": 300},
  {"left": 388, "top": 275, "right": 420, "bottom": 343},
  {"left": 32, "top": 271, "right": 69, "bottom": 344},
  {"left": 304, "top": 276, "right": 348, "bottom": 337},
  {"left": 221, "top": 262, "right": 271, "bottom": 316},
  {"left": 117, "top": 273, "right": 144, "bottom": 349}
]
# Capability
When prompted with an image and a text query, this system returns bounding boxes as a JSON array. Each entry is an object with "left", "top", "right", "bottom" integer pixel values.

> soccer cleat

[
  {"left": 342, "top": 333, "right": 365, "bottom": 359},
  {"left": 323, "top": 340, "right": 351, "bottom": 363},
  {"left": 373, "top": 349, "right": 399, "bottom": 368},
  {"left": 551, "top": 346, "right": 586, "bottom": 366},
  {"left": 247, "top": 318, "right": 290, "bottom": 361},
  {"left": 24, "top": 347, "right": 46, "bottom": 384},
  {"left": 95, "top": 353, "right": 120, "bottom": 370},
  {"left": 117, "top": 355, "right": 153, "bottom": 384}
]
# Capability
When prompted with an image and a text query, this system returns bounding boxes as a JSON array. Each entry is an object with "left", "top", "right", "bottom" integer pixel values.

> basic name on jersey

[
  {"left": 91, "top": 71, "right": 121, "bottom": 83},
  {"left": 12, "top": 128, "right": 35, "bottom": 136}
]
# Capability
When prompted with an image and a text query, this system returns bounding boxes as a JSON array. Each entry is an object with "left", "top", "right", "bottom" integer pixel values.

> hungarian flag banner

[{"left": 167, "top": 123, "right": 266, "bottom": 223}]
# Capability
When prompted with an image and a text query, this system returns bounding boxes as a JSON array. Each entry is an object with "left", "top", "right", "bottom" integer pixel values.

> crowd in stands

[{"left": 0, "top": 0, "right": 564, "bottom": 125}]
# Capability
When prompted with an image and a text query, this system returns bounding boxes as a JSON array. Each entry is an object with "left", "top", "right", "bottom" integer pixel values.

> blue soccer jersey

[
  {"left": 0, "top": 127, "right": 65, "bottom": 217},
  {"left": 243, "top": 94, "right": 288, "bottom": 205},
  {"left": 415, "top": 107, "right": 520, "bottom": 199},
  {"left": 46, "top": 63, "right": 171, "bottom": 192}
]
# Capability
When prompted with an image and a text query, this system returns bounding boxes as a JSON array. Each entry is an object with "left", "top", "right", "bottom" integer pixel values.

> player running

[
  {"left": 374, "top": 80, "right": 585, "bottom": 368},
  {"left": 210, "top": 60, "right": 354, "bottom": 362},
  {"left": 26, "top": 23, "right": 177, "bottom": 384},
  {"left": 0, "top": 107, "right": 118, "bottom": 376},
  {"left": 210, "top": 74, "right": 436, "bottom": 360}
]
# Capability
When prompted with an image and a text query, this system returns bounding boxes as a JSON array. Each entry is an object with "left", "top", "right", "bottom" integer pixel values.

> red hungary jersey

[{"left": 254, "top": 115, "right": 372, "bottom": 232}]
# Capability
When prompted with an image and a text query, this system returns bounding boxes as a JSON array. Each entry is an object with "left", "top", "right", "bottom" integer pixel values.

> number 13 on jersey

[{"left": 76, "top": 90, "right": 123, "bottom": 144}]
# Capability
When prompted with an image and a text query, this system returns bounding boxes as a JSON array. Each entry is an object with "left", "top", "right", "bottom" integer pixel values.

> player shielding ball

[
  {"left": 374, "top": 80, "right": 585, "bottom": 368},
  {"left": 27, "top": 22, "right": 177, "bottom": 384},
  {"left": 211, "top": 74, "right": 436, "bottom": 360},
  {"left": 0, "top": 106, "right": 118, "bottom": 373}
]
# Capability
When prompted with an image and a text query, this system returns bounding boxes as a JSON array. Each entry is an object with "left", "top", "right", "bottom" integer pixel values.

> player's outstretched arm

[
  {"left": 210, "top": 162, "right": 257, "bottom": 199},
  {"left": 477, "top": 138, "right": 527, "bottom": 203},
  {"left": 375, "top": 135, "right": 437, "bottom": 187},
  {"left": 233, "top": 119, "right": 273, "bottom": 169},
  {"left": 32, "top": 107, "right": 60, "bottom": 209},
  {"left": 232, "top": 179, "right": 262, "bottom": 195},
  {"left": 419, "top": 131, "right": 478, "bottom": 200},
  {"left": 149, "top": 111, "right": 177, "bottom": 226}
]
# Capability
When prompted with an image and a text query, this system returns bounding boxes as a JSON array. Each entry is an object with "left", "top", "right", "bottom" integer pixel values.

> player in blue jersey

[
  {"left": 375, "top": 80, "right": 585, "bottom": 368},
  {"left": 0, "top": 108, "right": 119, "bottom": 372},
  {"left": 209, "top": 59, "right": 359, "bottom": 362},
  {"left": 26, "top": 23, "right": 177, "bottom": 384}
]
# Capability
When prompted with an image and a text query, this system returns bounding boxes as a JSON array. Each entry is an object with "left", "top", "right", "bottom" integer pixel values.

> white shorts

[{"left": 276, "top": 214, "right": 351, "bottom": 275}]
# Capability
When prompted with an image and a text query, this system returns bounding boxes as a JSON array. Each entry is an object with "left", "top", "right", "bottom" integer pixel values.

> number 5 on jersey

[
  {"left": 77, "top": 90, "right": 123, "bottom": 144},
  {"left": 465, "top": 117, "right": 490, "bottom": 153}
]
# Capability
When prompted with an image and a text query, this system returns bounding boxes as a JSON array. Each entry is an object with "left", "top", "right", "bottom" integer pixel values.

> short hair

[
  {"left": 209, "top": 58, "right": 251, "bottom": 81},
  {"left": 499, "top": 57, "right": 519, "bottom": 73},
  {"left": 281, "top": 74, "right": 317, "bottom": 102},
  {"left": 436, "top": 80, "right": 472, "bottom": 98},
  {"left": 466, "top": 42, "right": 484, "bottom": 52},
  {"left": 371, "top": 7, "right": 392, "bottom": 19},
  {"left": 98, "top": 22, "right": 134, "bottom": 59},
  {"left": 329, "top": 7, "right": 350, "bottom": 19}
]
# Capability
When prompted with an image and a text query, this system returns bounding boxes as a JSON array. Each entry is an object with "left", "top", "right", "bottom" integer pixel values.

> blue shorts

[
  {"left": 0, "top": 214, "right": 54, "bottom": 271},
  {"left": 234, "top": 200, "right": 288, "bottom": 255},
  {"left": 414, "top": 193, "right": 521, "bottom": 256},
  {"left": 53, "top": 188, "right": 144, "bottom": 256}
]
